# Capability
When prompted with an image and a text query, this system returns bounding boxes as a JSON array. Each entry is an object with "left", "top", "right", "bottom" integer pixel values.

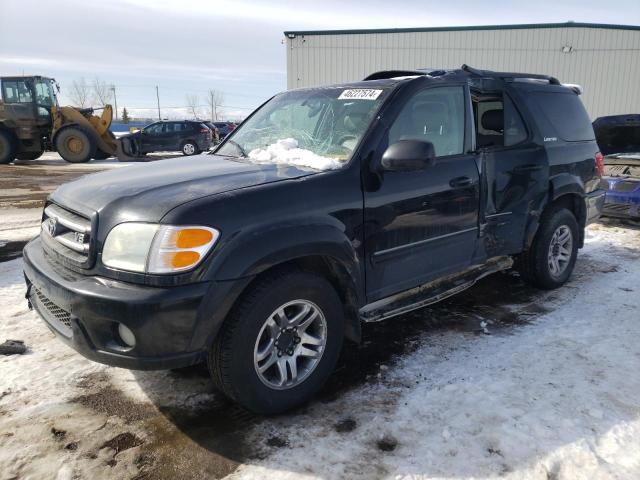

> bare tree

[
  {"left": 206, "top": 89, "right": 224, "bottom": 122},
  {"left": 68, "top": 78, "right": 91, "bottom": 108},
  {"left": 185, "top": 94, "right": 200, "bottom": 119},
  {"left": 92, "top": 77, "right": 113, "bottom": 107}
]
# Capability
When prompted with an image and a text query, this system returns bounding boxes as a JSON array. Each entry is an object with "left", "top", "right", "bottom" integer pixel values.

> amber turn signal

[{"left": 175, "top": 228, "right": 214, "bottom": 248}]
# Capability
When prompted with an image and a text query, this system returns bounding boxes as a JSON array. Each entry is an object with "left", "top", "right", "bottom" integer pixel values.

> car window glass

[
  {"left": 3, "top": 80, "right": 33, "bottom": 103},
  {"left": 388, "top": 86, "right": 465, "bottom": 157},
  {"left": 504, "top": 95, "right": 527, "bottom": 146},
  {"left": 532, "top": 91, "right": 595, "bottom": 142},
  {"left": 166, "top": 122, "right": 185, "bottom": 133},
  {"left": 144, "top": 123, "right": 164, "bottom": 135}
]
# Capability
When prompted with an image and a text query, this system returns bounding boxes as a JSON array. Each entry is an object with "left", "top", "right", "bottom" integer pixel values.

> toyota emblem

[{"left": 47, "top": 218, "right": 58, "bottom": 236}]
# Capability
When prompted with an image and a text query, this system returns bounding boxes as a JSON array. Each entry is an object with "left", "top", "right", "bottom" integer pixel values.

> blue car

[{"left": 594, "top": 115, "right": 640, "bottom": 219}]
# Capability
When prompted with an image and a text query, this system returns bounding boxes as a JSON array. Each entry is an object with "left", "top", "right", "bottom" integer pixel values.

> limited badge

[{"left": 338, "top": 89, "right": 383, "bottom": 100}]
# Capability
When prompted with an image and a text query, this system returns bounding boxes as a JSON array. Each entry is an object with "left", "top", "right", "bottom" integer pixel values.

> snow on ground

[
  {"left": 0, "top": 222, "right": 639, "bottom": 479},
  {"left": 248, "top": 138, "right": 344, "bottom": 170}
]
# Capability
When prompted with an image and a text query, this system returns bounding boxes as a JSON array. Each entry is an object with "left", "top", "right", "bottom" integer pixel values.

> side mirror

[{"left": 381, "top": 140, "right": 436, "bottom": 171}]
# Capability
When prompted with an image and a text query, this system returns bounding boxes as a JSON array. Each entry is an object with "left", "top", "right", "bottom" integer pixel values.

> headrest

[{"left": 481, "top": 109, "right": 503, "bottom": 132}]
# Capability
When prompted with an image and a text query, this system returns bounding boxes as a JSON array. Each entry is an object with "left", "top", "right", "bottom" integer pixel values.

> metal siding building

[{"left": 284, "top": 22, "right": 640, "bottom": 119}]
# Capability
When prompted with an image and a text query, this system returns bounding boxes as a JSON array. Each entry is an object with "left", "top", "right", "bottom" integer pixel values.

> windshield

[{"left": 217, "top": 87, "right": 387, "bottom": 170}]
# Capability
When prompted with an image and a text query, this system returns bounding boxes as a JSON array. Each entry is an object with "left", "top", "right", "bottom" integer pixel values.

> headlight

[{"left": 102, "top": 223, "right": 219, "bottom": 274}]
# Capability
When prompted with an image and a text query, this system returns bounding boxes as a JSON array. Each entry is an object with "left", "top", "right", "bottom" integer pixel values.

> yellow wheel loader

[{"left": 0, "top": 76, "right": 134, "bottom": 164}]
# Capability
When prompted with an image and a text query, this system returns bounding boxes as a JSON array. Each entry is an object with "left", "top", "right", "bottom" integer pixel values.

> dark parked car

[
  {"left": 213, "top": 121, "right": 236, "bottom": 140},
  {"left": 120, "top": 120, "right": 212, "bottom": 156},
  {"left": 593, "top": 114, "right": 640, "bottom": 219},
  {"left": 23, "top": 65, "right": 604, "bottom": 414}
]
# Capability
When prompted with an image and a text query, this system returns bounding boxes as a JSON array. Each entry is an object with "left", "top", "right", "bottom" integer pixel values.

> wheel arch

[{"left": 524, "top": 174, "right": 587, "bottom": 249}]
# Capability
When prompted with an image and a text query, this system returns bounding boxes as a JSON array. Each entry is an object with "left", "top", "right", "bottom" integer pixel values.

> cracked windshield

[{"left": 216, "top": 88, "right": 387, "bottom": 170}]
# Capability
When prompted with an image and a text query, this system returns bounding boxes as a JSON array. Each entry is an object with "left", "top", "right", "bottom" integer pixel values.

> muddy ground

[{"left": 1, "top": 154, "right": 638, "bottom": 479}]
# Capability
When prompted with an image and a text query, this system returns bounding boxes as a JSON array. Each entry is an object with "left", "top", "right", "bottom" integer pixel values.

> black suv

[
  {"left": 120, "top": 120, "right": 212, "bottom": 156},
  {"left": 23, "top": 65, "right": 604, "bottom": 414}
]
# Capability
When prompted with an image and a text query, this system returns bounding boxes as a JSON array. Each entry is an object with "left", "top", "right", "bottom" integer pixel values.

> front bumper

[{"left": 23, "top": 237, "right": 210, "bottom": 370}]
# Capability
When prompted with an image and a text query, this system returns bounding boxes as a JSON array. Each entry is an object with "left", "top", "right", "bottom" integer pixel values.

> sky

[{"left": 1, "top": 0, "right": 639, "bottom": 121}]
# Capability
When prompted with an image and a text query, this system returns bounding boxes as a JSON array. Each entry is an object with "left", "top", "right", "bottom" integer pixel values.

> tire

[
  {"left": 16, "top": 150, "right": 44, "bottom": 161},
  {"left": 516, "top": 206, "right": 579, "bottom": 289},
  {"left": 55, "top": 126, "right": 96, "bottom": 163},
  {"left": 181, "top": 141, "right": 198, "bottom": 156},
  {"left": 208, "top": 269, "right": 344, "bottom": 414},
  {"left": 0, "top": 130, "right": 16, "bottom": 164}
]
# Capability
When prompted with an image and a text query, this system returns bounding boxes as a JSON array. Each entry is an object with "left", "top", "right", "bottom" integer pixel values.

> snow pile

[{"left": 248, "top": 138, "right": 343, "bottom": 171}]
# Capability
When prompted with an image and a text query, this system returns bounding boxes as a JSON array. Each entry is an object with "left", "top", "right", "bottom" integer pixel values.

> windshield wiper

[{"left": 227, "top": 140, "right": 248, "bottom": 158}]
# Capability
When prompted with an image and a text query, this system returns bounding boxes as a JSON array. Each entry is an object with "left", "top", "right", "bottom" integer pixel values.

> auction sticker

[{"left": 338, "top": 89, "right": 383, "bottom": 100}]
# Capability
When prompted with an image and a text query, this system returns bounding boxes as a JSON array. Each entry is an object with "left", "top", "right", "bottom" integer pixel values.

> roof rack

[
  {"left": 363, "top": 70, "right": 430, "bottom": 81},
  {"left": 461, "top": 64, "right": 561, "bottom": 85}
]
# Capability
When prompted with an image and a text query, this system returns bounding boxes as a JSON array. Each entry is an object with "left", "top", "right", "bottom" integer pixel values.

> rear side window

[{"left": 532, "top": 92, "right": 594, "bottom": 142}]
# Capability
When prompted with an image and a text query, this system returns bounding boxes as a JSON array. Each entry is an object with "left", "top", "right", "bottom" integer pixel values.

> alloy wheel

[{"left": 253, "top": 299, "right": 327, "bottom": 390}]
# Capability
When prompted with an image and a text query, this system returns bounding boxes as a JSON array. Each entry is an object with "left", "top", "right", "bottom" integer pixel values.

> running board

[{"left": 359, "top": 256, "right": 513, "bottom": 323}]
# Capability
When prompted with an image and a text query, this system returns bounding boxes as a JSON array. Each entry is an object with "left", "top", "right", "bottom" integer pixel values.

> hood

[
  {"left": 50, "top": 154, "right": 319, "bottom": 221},
  {"left": 593, "top": 114, "right": 640, "bottom": 155}
]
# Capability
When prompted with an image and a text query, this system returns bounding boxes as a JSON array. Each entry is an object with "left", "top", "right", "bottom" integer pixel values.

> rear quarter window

[{"left": 531, "top": 91, "right": 594, "bottom": 142}]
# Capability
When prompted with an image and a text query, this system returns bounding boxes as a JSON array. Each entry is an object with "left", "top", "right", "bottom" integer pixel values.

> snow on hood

[{"left": 247, "top": 138, "right": 343, "bottom": 171}]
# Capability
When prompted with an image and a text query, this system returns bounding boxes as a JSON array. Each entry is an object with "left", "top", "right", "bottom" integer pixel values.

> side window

[
  {"left": 531, "top": 92, "right": 594, "bottom": 142},
  {"left": 503, "top": 95, "right": 527, "bottom": 146},
  {"left": 474, "top": 94, "right": 528, "bottom": 148},
  {"left": 2, "top": 80, "right": 33, "bottom": 103},
  {"left": 388, "top": 86, "right": 465, "bottom": 157},
  {"left": 144, "top": 123, "right": 164, "bottom": 135},
  {"left": 166, "top": 122, "right": 184, "bottom": 133}
]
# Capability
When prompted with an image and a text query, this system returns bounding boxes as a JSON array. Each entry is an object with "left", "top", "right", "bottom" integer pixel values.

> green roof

[{"left": 284, "top": 22, "right": 640, "bottom": 37}]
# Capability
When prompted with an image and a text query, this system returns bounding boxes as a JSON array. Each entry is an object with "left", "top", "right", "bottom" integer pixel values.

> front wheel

[
  {"left": 516, "top": 206, "right": 579, "bottom": 289},
  {"left": 182, "top": 141, "right": 198, "bottom": 156},
  {"left": 208, "top": 269, "right": 344, "bottom": 414},
  {"left": 55, "top": 127, "right": 96, "bottom": 163}
]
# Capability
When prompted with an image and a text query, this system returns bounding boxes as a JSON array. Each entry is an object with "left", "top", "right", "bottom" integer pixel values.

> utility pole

[
  {"left": 210, "top": 91, "right": 215, "bottom": 122},
  {"left": 111, "top": 85, "right": 118, "bottom": 120},
  {"left": 155, "top": 85, "right": 161, "bottom": 120}
]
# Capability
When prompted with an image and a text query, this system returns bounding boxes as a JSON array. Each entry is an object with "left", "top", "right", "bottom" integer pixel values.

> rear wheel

[
  {"left": 16, "top": 150, "right": 44, "bottom": 161},
  {"left": 208, "top": 269, "right": 344, "bottom": 414},
  {"left": 181, "top": 141, "right": 198, "bottom": 156},
  {"left": 55, "top": 127, "right": 96, "bottom": 163},
  {"left": 517, "top": 206, "right": 579, "bottom": 289},
  {"left": 0, "top": 130, "right": 16, "bottom": 164}
]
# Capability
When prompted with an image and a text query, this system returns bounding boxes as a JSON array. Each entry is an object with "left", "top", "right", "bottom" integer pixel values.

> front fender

[
  {"left": 188, "top": 222, "right": 364, "bottom": 350},
  {"left": 210, "top": 222, "right": 362, "bottom": 286}
]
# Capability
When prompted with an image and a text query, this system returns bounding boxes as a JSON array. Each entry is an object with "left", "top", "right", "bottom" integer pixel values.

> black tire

[
  {"left": 16, "top": 150, "right": 44, "bottom": 161},
  {"left": 0, "top": 130, "right": 16, "bottom": 164},
  {"left": 208, "top": 269, "right": 344, "bottom": 414},
  {"left": 516, "top": 206, "right": 579, "bottom": 289},
  {"left": 55, "top": 126, "right": 96, "bottom": 163},
  {"left": 181, "top": 141, "right": 199, "bottom": 156}
]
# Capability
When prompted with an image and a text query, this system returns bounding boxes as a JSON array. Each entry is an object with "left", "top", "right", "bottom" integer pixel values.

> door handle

[{"left": 449, "top": 176, "right": 473, "bottom": 188}]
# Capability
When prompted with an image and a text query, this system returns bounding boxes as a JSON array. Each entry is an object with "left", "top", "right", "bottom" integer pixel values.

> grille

[
  {"left": 41, "top": 203, "right": 92, "bottom": 266},
  {"left": 32, "top": 286, "right": 73, "bottom": 337},
  {"left": 609, "top": 180, "right": 640, "bottom": 193}
]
